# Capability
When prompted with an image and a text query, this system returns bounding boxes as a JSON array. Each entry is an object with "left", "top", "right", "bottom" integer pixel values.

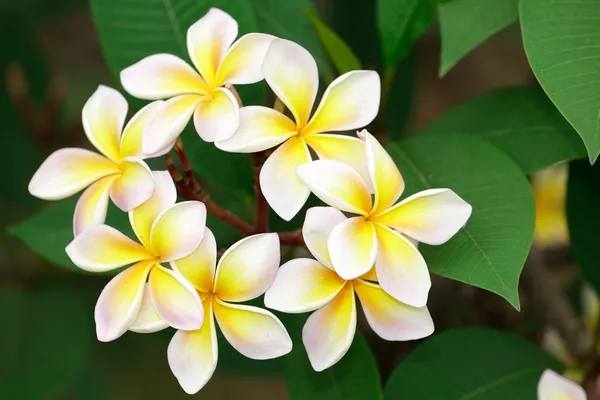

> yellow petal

[
  {"left": 302, "top": 207, "right": 347, "bottom": 269},
  {"left": 193, "top": 88, "right": 239, "bottom": 142},
  {"left": 129, "top": 284, "right": 169, "bottom": 333},
  {"left": 109, "top": 159, "right": 155, "bottom": 212},
  {"left": 328, "top": 217, "right": 377, "bottom": 280},
  {"left": 73, "top": 175, "right": 117, "bottom": 236},
  {"left": 119, "top": 101, "right": 165, "bottom": 159},
  {"left": 171, "top": 227, "right": 217, "bottom": 294},
  {"left": 216, "top": 33, "right": 275, "bottom": 85}
]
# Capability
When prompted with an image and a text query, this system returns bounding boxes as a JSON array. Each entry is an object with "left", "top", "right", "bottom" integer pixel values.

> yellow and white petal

[
  {"left": 216, "top": 33, "right": 276, "bottom": 85},
  {"left": 374, "top": 224, "right": 431, "bottom": 308},
  {"left": 148, "top": 265, "right": 204, "bottom": 330},
  {"left": 373, "top": 189, "right": 472, "bottom": 246},
  {"left": 264, "top": 258, "right": 346, "bottom": 313},
  {"left": 362, "top": 130, "right": 404, "bottom": 214},
  {"left": 538, "top": 369, "right": 586, "bottom": 400},
  {"left": 354, "top": 279, "right": 434, "bottom": 341},
  {"left": 215, "top": 106, "right": 297, "bottom": 153},
  {"left": 66, "top": 224, "right": 151, "bottom": 272},
  {"left": 150, "top": 201, "right": 207, "bottom": 262},
  {"left": 94, "top": 260, "right": 153, "bottom": 342},
  {"left": 262, "top": 39, "right": 318, "bottom": 129},
  {"left": 171, "top": 227, "right": 217, "bottom": 294},
  {"left": 302, "top": 283, "right": 356, "bottom": 372},
  {"left": 187, "top": 8, "right": 238, "bottom": 86},
  {"left": 109, "top": 159, "right": 155, "bottom": 212},
  {"left": 303, "top": 134, "right": 371, "bottom": 191},
  {"left": 82, "top": 85, "right": 128, "bottom": 162},
  {"left": 129, "top": 284, "right": 169, "bottom": 333},
  {"left": 303, "top": 71, "right": 380, "bottom": 136},
  {"left": 259, "top": 136, "right": 312, "bottom": 221},
  {"left": 296, "top": 159, "right": 372, "bottom": 216},
  {"left": 193, "top": 88, "right": 239, "bottom": 142},
  {"left": 168, "top": 300, "right": 218, "bottom": 395},
  {"left": 213, "top": 299, "right": 292, "bottom": 359},
  {"left": 142, "top": 94, "right": 202, "bottom": 155},
  {"left": 73, "top": 175, "right": 117, "bottom": 236},
  {"left": 214, "top": 233, "right": 280, "bottom": 302},
  {"left": 129, "top": 170, "right": 177, "bottom": 248},
  {"left": 302, "top": 207, "right": 346, "bottom": 269},
  {"left": 120, "top": 54, "right": 209, "bottom": 100},
  {"left": 120, "top": 101, "right": 171, "bottom": 159},
  {"left": 28, "top": 148, "right": 118, "bottom": 200},
  {"left": 328, "top": 217, "right": 377, "bottom": 280}
]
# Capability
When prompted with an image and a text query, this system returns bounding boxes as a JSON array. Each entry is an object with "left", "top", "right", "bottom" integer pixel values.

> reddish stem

[{"left": 279, "top": 229, "right": 305, "bottom": 247}]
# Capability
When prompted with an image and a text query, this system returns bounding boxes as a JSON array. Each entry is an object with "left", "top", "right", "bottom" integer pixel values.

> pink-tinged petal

[
  {"left": 363, "top": 130, "right": 404, "bottom": 214},
  {"left": 66, "top": 224, "right": 151, "bottom": 272},
  {"left": 82, "top": 85, "right": 128, "bottom": 162},
  {"left": 374, "top": 224, "right": 431, "bottom": 307},
  {"left": 264, "top": 258, "right": 346, "bottom": 313},
  {"left": 129, "top": 170, "right": 177, "bottom": 248},
  {"left": 28, "top": 148, "right": 118, "bottom": 200},
  {"left": 214, "top": 233, "right": 280, "bottom": 302},
  {"left": 129, "top": 284, "right": 169, "bottom": 333},
  {"left": 120, "top": 54, "right": 209, "bottom": 100},
  {"left": 73, "top": 175, "right": 117, "bottom": 236},
  {"left": 148, "top": 265, "right": 204, "bottom": 330},
  {"left": 303, "top": 71, "right": 380, "bottom": 136},
  {"left": 187, "top": 8, "right": 238, "bottom": 86},
  {"left": 538, "top": 369, "right": 586, "bottom": 400},
  {"left": 149, "top": 201, "right": 207, "bottom": 262},
  {"left": 216, "top": 33, "right": 276, "bottom": 85},
  {"left": 372, "top": 189, "right": 472, "bottom": 245},
  {"left": 262, "top": 39, "right": 318, "bottom": 129},
  {"left": 142, "top": 94, "right": 202, "bottom": 155},
  {"left": 328, "top": 217, "right": 377, "bottom": 280},
  {"left": 193, "top": 88, "right": 239, "bottom": 142},
  {"left": 303, "top": 283, "right": 356, "bottom": 372},
  {"left": 94, "top": 260, "right": 153, "bottom": 342},
  {"left": 215, "top": 106, "right": 297, "bottom": 153},
  {"left": 259, "top": 136, "right": 311, "bottom": 221},
  {"left": 213, "top": 299, "right": 292, "bottom": 359},
  {"left": 109, "top": 159, "right": 155, "bottom": 212},
  {"left": 120, "top": 101, "right": 170, "bottom": 159},
  {"left": 354, "top": 279, "right": 434, "bottom": 341},
  {"left": 296, "top": 159, "right": 372, "bottom": 216},
  {"left": 302, "top": 207, "right": 346, "bottom": 269},
  {"left": 171, "top": 227, "right": 217, "bottom": 294}
]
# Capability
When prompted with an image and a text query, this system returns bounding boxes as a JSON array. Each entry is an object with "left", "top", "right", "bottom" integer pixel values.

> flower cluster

[{"left": 28, "top": 8, "right": 472, "bottom": 394}]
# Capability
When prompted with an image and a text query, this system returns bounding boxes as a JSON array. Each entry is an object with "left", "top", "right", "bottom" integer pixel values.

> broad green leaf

[
  {"left": 384, "top": 329, "right": 560, "bottom": 399},
  {"left": 384, "top": 56, "right": 415, "bottom": 138},
  {"left": 520, "top": 0, "right": 600, "bottom": 163},
  {"left": 377, "top": 0, "right": 438, "bottom": 66},
  {"left": 304, "top": 9, "right": 362, "bottom": 74},
  {"left": 388, "top": 134, "right": 535, "bottom": 309},
  {"left": 439, "top": 0, "right": 518, "bottom": 76},
  {"left": 420, "top": 87, "right": 586, "bottom": 174}
]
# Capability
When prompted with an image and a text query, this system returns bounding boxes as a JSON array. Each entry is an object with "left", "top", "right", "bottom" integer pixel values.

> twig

[
  {"left": 279, "top": 229, "right": 305, "bottom": 247},
  {"left": 174, "top": 138, "right": 201, "bottom": 192}
]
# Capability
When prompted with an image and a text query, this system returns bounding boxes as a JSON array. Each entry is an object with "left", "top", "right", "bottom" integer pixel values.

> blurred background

[{"left": 0, "top": 0, "right": 575, "bottom": 398}]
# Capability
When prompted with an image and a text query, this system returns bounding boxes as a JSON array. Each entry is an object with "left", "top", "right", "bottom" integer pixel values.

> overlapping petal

[
  {"left": 193, "top": 88, "right": 239, "bottom": 142},
  {"left": 73, "top": 175, "right": 116, "bottom": 236},
  {"left": 216, "top": 33, "right": 275, "bottom": 85},
  {"left": 120, "top": 101, "right": 168, "bottom": 158},
  {"left": 213, "top": 233, "right": 279, "bottom": 302},
  {"left": 109, "top": 159, "right": 155, "bottom": 212},
  {"left": 328, "top": 217, "right": 377, "bottom": 280},
  {"left": 538, "top": 369, "right": 586, "bottom": 400},
  {"left": 171, "top": 228, "right": 217, "bottom": 294},
  {"left": 129, "top": 284, "right": 169, "bottom": 333},
  {"left": 302, "top": 207, "right": 346, "bottom": 268}
]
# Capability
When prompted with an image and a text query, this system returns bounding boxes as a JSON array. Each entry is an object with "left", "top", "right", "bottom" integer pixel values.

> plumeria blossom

[
  {"left": 120, "top": 8, "right": 275, "bottom": 153},
  {"left": 296, "top": 130, "right": 472, "bottom": 307},
  {"left": 538, "top": 369, "right": 586, "bottom": 400},
  {"left": 217, "top": 39, "right": 380, "bottom": 221},
  {"left": 65, "top": 171, "right": 206, "bottom": 342},
  {"left": 264, "top": 207, "right": 433, "bottom": 372},
  {"left": 162, "top": 229, "right": 291, "bottom": 394},
  {"left": 28, "top": 85, "right": 167, "bottom": 235}
]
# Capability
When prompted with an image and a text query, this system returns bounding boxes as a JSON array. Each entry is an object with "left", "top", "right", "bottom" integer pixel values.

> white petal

[
  {"left": 302, "top": 207, "right": 347, "bottom": 269},
  {"left": 171, "top": 227, "right": 217, "bottom": 294},
  {"left": 109, "top": 159, "right": 155, "bottom": 212},
  {"left": 129, "top": 284, "right": 169, "bottom": 333},
  {"left": 193, "top": 88, "right": 239, "bottom": 142},
  {"left": 217, "top": 33, "right": 276, "bottom": 85},
  {"left": 120, "top": 101, "right": 170, "bottom": 159},
  {"left": 538, "top": 369, "right": 586, "bottom": 400},
  {"left": 328, "top": 217, "right": 377, "bottom": 280},
  {"left": 73, "top": 175, "right": 116, "bottom": 236}
]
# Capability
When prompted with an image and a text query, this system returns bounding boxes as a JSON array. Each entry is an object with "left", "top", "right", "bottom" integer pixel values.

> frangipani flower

[
  {"left": 66, "top": 171, "right": 206, "bottom": 342},
  {"left": 217, "top": 39, "right": 380, "bottom": 221},
  {"left": 264, "top": 207, "right": 433, "bottom": 372},
  {"left": 120, "top": 8, "right": 275, "bottom": 153},
  {"left": 296, "top": 130, "right": 472, "bottom": 307},
  {"left": 165, "top": 229, "right": 291, "bottom": 394},
  {"left": 28, "top": 85, "right": 166, "bottom": 235},
  {"left": 538, "top": 369, "right": 586, "bottom": 400}
]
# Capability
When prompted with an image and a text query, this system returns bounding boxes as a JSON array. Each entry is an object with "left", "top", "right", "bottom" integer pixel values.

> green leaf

[
  {"left": 420, "top": 87, "right": 586, "bottom": 174},
  {"left": 304, "top": 9, "right": 362, "bottom": 74},
  {"left": 388, "top": 134, "right": 535, "bottom": 309},
  {"left": 285, "top": 330, "right": 383, "bottom": 400},
  {"left": 384, "top": 328, "right": 560, "bottom": 399},
  {"left": 439, "top": 0, "right": 518, "bottom": 77},
  {"left": 377, "top": 0, "right": 438, "bottom": 66},
  {"left": 520, "top": 0, "right": 600, "bottom": 163}
]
